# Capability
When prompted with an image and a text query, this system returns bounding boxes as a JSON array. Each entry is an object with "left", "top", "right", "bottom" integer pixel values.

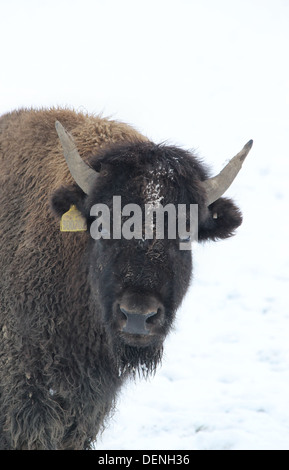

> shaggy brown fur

[{"left": 0, "top": 108, "right": 242, "bottom": 449}]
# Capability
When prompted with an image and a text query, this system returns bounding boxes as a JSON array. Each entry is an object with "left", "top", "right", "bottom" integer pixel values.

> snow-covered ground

[{"left": 1, "top": 0, "right": 288, "bottom": 450}]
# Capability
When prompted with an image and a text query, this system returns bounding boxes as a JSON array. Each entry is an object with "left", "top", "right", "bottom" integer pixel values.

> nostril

[
  {"left": 120, "top": 307, "right": 129, "bottom": 319},
  {"left": 145, "top": 308, "right": 161, "bottom": 325}
]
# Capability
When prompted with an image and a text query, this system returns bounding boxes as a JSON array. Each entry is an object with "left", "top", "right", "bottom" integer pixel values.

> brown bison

[{"left": 0, "top": 108, "right": 252, "bottom": 449}]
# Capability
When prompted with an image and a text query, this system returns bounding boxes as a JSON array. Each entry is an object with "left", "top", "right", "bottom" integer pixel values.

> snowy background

[{"left": 1, "top": 0, "right": 288, "bottom": 450}]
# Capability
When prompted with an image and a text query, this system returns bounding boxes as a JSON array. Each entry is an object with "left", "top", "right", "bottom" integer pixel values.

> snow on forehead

[{"left": 144, "top": 161, "right": 174, "bottom": 206}]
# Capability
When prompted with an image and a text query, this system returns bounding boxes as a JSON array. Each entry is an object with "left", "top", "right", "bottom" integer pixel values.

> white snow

[
  {"left": 1, "top": 0, "right": 289, "bottom": 451},
  {"left": 144, "top": 169, "right": 165, "bottom": 206}
]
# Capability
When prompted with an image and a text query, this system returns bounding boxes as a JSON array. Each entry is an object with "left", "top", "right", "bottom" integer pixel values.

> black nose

[{"left": 120, "top": 308, "right": 158, "bottom": 335}]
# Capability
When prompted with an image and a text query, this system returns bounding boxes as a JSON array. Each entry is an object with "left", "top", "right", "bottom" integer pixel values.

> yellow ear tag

[{"left": 60, "top": 205, "right": 87, "bottom": 232}]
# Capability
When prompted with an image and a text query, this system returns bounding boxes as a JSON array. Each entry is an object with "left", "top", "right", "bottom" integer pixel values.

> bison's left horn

[
  {"left": 201, "top": 140, "right": 253, "bottom": 206},
  {"left": 55, "top": 120, "right": 98, "bottom": 194}
]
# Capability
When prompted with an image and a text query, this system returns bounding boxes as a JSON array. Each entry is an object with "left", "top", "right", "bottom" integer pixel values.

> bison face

[
  {"left": 84, "top": 163, "right": 195, "bottom": 372},
  {"left": 51, "top": 123, "right": 252, "bottom": 374},
  {"left": 88, "top": 234, "right": 193, "bottom": 357}
]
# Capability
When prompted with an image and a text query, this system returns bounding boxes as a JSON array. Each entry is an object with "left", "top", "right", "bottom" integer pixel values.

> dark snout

[
  {"left": 116, "top": 292, "right": 164, "bottom": 337},
  {"left": 120, "top": 308, "right": 158, "bottom": 335}
]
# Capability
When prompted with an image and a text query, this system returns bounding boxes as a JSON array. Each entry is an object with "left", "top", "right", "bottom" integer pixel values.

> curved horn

[
  {"left": 202, "top": 140, "right": 253, "bottom": 206},
  {"left": 55, "top": 120, "right": 98, "bottom": 194}
]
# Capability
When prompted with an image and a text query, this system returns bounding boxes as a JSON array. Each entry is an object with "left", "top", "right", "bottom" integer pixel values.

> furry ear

[
  {"left": 50, "top": 185, "right": 86, "bottom": 218},
  {"left": 198, "top": 197, "right": 243, "bottom": 241}
]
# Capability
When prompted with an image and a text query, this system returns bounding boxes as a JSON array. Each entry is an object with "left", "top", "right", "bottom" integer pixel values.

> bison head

[{"left": 51, "top": 121, "right": 252, "bottom": 375}]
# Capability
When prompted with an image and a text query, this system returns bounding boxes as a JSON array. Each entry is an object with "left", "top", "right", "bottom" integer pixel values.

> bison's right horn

[{"left": 55, "top": 120, "right": 98, "bottom": 194}]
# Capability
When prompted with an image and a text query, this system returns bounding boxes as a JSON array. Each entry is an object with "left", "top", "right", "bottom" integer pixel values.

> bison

[{"left": 0, "top": 108, "right": 252, "bottom": 449}]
